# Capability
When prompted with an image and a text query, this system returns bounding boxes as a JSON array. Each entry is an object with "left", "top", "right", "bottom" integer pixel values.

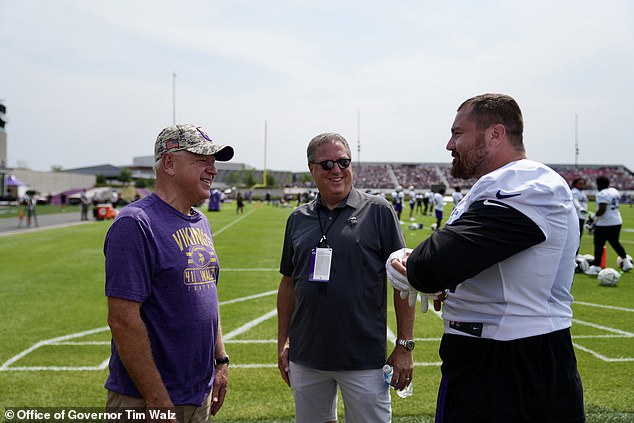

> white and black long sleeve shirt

[{"left": 407, "top": 159, "right": 579, "bottom": 340}]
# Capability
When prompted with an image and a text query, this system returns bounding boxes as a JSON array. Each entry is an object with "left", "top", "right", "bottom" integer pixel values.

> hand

[
  {"left": 210, "top": 364, "right": 228, "bottom": 416},
  {"left": 388, "top": 248, "right": 445, "bottom": 313},
  {"left": 386, "top": 348, "right": 414, "bottom": 391},
  {"left": 416, "top": 291, "right": 445, "bottom": 313},
  {"left": 397, "top": 284, "right": 444, "bottom": 313},
  {"left": 386, "top": 248, "right": 414, "bottom": 293},
  {"left": 278, "top": 342, "right": 291, "bottom": 387}
]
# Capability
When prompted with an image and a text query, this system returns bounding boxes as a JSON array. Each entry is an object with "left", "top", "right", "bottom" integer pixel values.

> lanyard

[{"left": 316, "top": 205, "right": 343, "bottom": 247}]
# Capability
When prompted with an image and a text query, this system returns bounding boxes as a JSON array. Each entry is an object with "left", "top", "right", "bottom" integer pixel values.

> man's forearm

[
  {"left": 393, "top": 288, "right": 415, "bottom": 339},
  {"left": 108, "top": 298, "right": 172, "bottom": 407},
  {"left": 276, "top": 276, "right": 295, "bottom": 353}
]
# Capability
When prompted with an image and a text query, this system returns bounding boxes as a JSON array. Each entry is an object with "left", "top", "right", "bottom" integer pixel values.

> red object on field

[
  {"left": 600, "top": 245, "right": 607, "bottom": 268},
  {"left": 96, "top": 204, "right": 118, "bottom": 220}
]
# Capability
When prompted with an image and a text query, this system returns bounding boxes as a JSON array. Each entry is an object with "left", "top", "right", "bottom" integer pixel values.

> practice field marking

[
  {"left": 0, "top": 286, "right": 277, "bottom": 372},
  {"left": 572, "top": 319, "right": 634, "bottom": 337},
  {"left": 222, "top": 268, "right": 278, "bottom": 272},
  {"left": 570, "top": 301, "right": 634, "bottom": 362},
  {"left": 3, "top": 292, "right": 632, "bottom": 371},
  {"left": 0, "top": 327, "right": 111, "bottom": 372},
  {"left": 224, "top": 309, "right": 277, "bottom": 340},
  {"left": 219, "top": 289, "right": 277, "bottom": 305},
  {"left": 213, "top": 208, "right": 257, "bottom": 236},
  {"left": 574, "top": 301, "right": 634, "bottom": 313},
  {"left": 572, "top": 343, "right": 634, "bottom": 362}
]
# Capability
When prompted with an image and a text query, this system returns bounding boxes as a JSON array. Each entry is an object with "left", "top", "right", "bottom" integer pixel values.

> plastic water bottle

[
  {"left": 382, "top": 364, "right": 393, "bottom": 388},
  {"left": 382, "top": 365, "right": 413, "bottom": 398}
]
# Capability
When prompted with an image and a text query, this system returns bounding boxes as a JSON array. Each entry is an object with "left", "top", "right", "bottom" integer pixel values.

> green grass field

[{"left": 1, "top": 200, "right": 633, "bottom": 422}]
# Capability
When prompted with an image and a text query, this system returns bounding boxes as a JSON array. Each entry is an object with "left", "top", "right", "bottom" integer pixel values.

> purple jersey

[{"left": 104, "top": 193, "right": 220, "bottom": 405}]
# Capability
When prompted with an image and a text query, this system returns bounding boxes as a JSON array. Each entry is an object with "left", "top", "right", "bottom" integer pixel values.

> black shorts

[{"left": 435, "top": 328, "right": 585, "bottom": 423}]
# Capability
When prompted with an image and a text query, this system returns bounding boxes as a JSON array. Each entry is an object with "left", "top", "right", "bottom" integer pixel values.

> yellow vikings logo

[{"left": 184, "top": 245, "right": 218, "bottom": 288}]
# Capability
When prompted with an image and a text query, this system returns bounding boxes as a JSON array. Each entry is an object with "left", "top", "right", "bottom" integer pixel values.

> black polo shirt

[{"left": 280, "top": 188, "right": 405, "bottom": 370}]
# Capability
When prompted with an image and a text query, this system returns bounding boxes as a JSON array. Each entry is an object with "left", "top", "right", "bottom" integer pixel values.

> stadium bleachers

[
  {"left": 549, "top": 164, "right": 634, "bottom": 191},
  {"left": 347, "top": 163, "right": 634, "bottom": 192},
  {"left": 283, "top": 163, "right": 634, "bottom": 196}
]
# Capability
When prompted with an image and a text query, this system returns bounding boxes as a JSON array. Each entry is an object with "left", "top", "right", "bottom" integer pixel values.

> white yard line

[
  {"left": 572, "top": 343, "right": 634, "bottom": 362},
  {"left": 4, "top": 289, "right": 633, "bottom": 370},
  {"left": 220, "top": 290, "right": 276, "bottom": 305},
  {"left": 0, "top": 327, "right": 110, "bottom": 371},
  {"left": 224, "top": 309, "right": 278, "bottom": 340},
  {"left": 213, "top": 208, "right": 257, "bottom": 235},
  {"left": 572, "top": 319, "right": 634, "bottom": 337},
  {"left": 574, "top": 301, "right": 634, "bottom": 313}
]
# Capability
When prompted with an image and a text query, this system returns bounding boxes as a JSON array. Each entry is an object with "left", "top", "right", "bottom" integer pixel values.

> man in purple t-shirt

[{"left": 104, "top": 124, "right": 234, "bottom": 422}]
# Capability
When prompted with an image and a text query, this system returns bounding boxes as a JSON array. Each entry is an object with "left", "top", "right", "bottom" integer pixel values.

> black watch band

[{"left": 214, "top": 356, "right": 230, "bottom": 366}]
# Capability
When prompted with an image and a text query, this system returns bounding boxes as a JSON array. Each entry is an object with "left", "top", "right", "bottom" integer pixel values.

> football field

[{"left": 1, "top": 201, "right": 633, "bottom": 422}]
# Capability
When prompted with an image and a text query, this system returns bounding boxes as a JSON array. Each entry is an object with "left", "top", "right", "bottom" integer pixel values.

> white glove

[
  {"left": 417, "top": 291, "right": 445, "bottom": 313},
  {"left": 398, "top": 288, "right": 445, "bottom": 313},
  {"left": 399, "top": 290, "right": 419, "bottom": 308},
  {"left": 386, "top": 248, "right": 425, "bottom": 312},
  {"left": 386, "top": 248, "right": 414, "bottom": 293},
  {"left": 386, "top": 248, "right": 444, "bottom": 313}
]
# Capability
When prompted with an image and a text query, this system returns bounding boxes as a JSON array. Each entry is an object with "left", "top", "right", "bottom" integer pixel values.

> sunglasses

[{"left": 311, "top": 158, "right": 352, "bottom": 171}]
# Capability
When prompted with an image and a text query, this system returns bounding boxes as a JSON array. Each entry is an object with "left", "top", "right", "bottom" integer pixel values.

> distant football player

[
  {"left": 388, "top": 94, "right": 585, "bottom": 422},
  {"left": 391, "top": 185, "right": 405, "bottom": 221},
  {"left": 408, "top": 186, "right": 416, "bottom": 220},
  {"left": 432, "top": 187, "right": 446, "bottom": 230},
  {"left": 586, "top": 175, "right": 633, "bottom": 274},
  {"left": 570, "top": 177, "right": 589, "bottom": 252},
  {"left": 451, "top": 186, "right": 463, "bottom": 208}
]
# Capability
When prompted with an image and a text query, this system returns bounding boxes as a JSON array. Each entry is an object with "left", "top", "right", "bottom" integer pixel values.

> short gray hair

[
  {"left": 152, "top": 150, "right": 185, "bottom": 174},
  {"left": 307, "top": 133, "right": 352, "bottom": 163}
]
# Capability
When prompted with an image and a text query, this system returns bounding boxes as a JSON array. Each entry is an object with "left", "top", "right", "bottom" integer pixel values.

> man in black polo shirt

[{"left": 277, "top": 132, "right": 415, "bottom": 423}]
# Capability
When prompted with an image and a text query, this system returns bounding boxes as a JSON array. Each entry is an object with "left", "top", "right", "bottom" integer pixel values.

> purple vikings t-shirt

[{"left": 104, "top": 193, "right": 220, "bottom": 406}]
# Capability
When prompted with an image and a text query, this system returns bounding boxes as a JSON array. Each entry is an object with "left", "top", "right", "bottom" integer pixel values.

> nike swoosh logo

[
  {"left": 496, "top": 190, "right": 521, "bottom": 199},
  {"left": 483, "top": 199, "right": 509, "bottom": 208}
]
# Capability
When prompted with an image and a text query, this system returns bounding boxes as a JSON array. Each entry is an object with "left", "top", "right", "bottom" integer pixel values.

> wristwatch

[
  {"left": 214, "top": 356, "right": 230, "bottom": 366},
  {"left": 396, "top": 338, "right": 415, "bottom": 351}
]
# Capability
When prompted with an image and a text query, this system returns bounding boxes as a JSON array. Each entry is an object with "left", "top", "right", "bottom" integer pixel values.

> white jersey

[
  {"left": 452, "top": 191, "right": 463, "bottom": 206},
  {"left": 594, "top": 187, "right": 623, "bottom": 226},
  {"left": 392, "top": 190, "right": 404, "bottom": 205},
  {"left": 570, "top": 187, "right": 588, "bottom": 220},
  {"left": 433, "top": 192, "right": 445, "bottom": 211},
  {"left": 409, "top": 159, "right": 578, "bottom": 341}
]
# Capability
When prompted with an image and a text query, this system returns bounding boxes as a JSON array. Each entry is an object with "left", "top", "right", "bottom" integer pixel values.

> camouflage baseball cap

[{"left": 154, "top": 124, "right": 234, "bottom": 162}]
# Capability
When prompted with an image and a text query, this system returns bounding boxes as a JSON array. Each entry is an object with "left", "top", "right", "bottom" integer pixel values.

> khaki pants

[
  {"left": 289, "top": 361, "right": 391, "bottom": 423},
  {"left": 106, "top": 390, "right": 212, "bottom": 423}
]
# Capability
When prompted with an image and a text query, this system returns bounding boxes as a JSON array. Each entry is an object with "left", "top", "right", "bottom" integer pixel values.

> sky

[{"left": 1, "top": 0, "right": 633, "bottom": 173}]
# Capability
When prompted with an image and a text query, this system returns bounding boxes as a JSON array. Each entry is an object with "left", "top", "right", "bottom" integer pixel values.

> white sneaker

[
  {"left": 585, "top": 265, "right": 602, "bottom": 276},
  {"left": 622, "top": 258, "right": 633, "bottom": 272}
]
